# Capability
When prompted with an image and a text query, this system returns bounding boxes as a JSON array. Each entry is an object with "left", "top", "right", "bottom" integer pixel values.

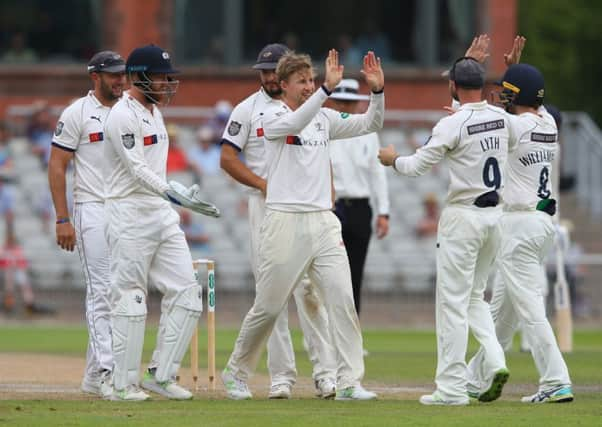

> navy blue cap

[
  {"left": 449, "top": 57, "right": 485, "bottom": 89},
  {"left": 500, "top": 63, "right": 544, "bottom": 107},
  {"left": 126, "top": 45, "right": 179, "bottom": 74},
  {"left": 253, "top": 43, "right": 289, "bottom": 70},
  {"left": 87, "top": 51, "right": 125, "bottom": 73}
]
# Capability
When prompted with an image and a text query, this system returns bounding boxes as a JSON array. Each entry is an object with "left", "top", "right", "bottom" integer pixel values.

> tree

[{"left": 519, "top": 0, "right": 602, "bottom": 125}]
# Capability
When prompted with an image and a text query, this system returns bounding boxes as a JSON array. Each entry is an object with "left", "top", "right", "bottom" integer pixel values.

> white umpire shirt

[
  {"left": 330, "top": 132, "right": 390, "bottom": 216},
  {"left": 52, "top": 91, "right": 110, "bottom": 203},
  {"left": 103, "top": 92, "right": 170, "bottom": 201},
  {"left": 263, "top": 87, "right": 384, "bottom": 212},
  {"left": 394, "top": 101, "right": 516, "bottom": 206},
  {"left": 220, "top": 88, "right": 275, "bottom": 193},
  {"left": 504, "top": 107, "right": 558, "bottom": 211}
]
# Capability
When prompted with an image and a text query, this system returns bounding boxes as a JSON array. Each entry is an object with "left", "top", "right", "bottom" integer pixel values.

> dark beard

[{"left": 263, "top": 84, "right": 282, "bottom": 97}]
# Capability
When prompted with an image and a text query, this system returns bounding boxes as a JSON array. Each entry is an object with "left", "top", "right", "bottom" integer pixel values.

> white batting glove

[{"left": 165, "top": 180, "right": 221, "bottom": 218}]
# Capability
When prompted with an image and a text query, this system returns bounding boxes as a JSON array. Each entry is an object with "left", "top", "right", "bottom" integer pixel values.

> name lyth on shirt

[
  {"left": 480, "top": 136, "right": 500, "bottom": 152},
  {"left": 519, "top": 150, "right": 555, "bottom": 166}
]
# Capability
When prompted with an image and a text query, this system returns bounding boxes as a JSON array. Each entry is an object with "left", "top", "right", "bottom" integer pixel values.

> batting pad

[
  {"left": 112, "top": 289, "right": 148, "bottom": 390},
  {"left": 155, "top": 285, "right": 203, "bottom": 382}
]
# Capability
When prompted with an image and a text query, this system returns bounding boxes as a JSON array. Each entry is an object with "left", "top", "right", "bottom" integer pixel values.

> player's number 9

[{"left": 482, "top": 157, "right": 501, "bottom": 190}]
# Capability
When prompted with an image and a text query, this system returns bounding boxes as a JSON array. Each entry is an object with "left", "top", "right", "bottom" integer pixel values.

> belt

[
  {"left": 336, "top": 197, "right": 369, "bottom": 207},
  {"left": 474, "top": 191, "right": 499, "bottom": 208}
]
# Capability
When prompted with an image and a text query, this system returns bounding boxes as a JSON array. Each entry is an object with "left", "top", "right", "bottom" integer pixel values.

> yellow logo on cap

[{"left": 502, "top": 81, "right": 520, "bottom": 93}]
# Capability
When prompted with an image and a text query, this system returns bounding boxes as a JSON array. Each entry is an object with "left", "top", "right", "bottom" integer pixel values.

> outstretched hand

[
  {"left": 361, "top": 51, "right": 384, "bottom": 92},
  {"left": 465, "top": 34, "right": 490, "bottom": 63},
  {"left": 323, "top": 49, "right": 344, "bottom": 92},
  {"left": 504, "top": 35, "right": 526, "bottom": 66}
]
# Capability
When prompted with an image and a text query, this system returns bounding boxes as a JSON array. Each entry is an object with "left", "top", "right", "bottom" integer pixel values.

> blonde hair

[{"left": 276, "top": 52, "right": 313, "bottom": 82}]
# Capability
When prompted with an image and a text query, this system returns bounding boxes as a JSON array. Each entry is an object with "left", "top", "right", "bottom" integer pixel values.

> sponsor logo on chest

[
  {"left": 143, "top": 133, "right": 167, "bottom": 146},
  {"left": 285, "top": 135, "right": 328, "bottom": 147},
  {"left": 88, "top": 132, "right": 104, "bottom": 143}
]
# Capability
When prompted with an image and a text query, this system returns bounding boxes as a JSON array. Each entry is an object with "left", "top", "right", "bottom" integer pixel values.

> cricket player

[
  {"left": 328, "top": 78, "right": 390, "bottom": 322},
  {"left": 103, "top": 44, "right": 219, "bottom": 401},
  {"left": 379, "top": 57, "right": 510, "bottom": 406},
  {"left": 220, "top": 43, "right": 337, "bottom": 399},
  {"left": 466, "top": 63, "right": 573, "bottom": 403},
  {"left": 222, "top": 49, "right": 383, "bottom": 401},
  {"left": 48, "top": 50, "right": 126, "bottom": 397}
]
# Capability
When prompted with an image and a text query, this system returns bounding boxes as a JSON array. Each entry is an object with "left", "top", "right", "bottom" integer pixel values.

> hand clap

[
  {"left": 361, "top": 51, "right": 384, "bottom": 92},
  {"left": 323, "top": 49, "right": 344, "bottom": 92}
]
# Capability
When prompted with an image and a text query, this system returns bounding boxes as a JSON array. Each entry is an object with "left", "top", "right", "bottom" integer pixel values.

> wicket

[{"left": 190, "top": 258, "right": 216, "bottom": 391}]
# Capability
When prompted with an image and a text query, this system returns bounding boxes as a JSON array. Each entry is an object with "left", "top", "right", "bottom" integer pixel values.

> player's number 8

[
  {"left": 537, "top": 166, "right": 551, "bottom": 199},
  {"left": 482, "top": 157, "right": 501, "bottom": 190}
]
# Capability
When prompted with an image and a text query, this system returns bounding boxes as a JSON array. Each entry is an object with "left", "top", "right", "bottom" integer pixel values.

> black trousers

[{"left": 333, "top": 198, "right": 372, "bottom": 316}]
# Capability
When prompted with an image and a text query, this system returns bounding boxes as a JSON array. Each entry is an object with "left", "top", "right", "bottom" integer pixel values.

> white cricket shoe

[
  {"left": 107, "top": 385, "right": 150, "bottom": 401},
  {"left": 221, "top": 367, "right": 252, "bottom": 400},
  {"left": 99, "top": 370, "right": 113, "bottom": 399},
  {"left": 268, "top": 383, "right": 292, "bottom": 399},
  {"left": 315, "top": 378, "right": 336, "bottom": 399},
  {"left": 335, "top": 385, "right": 377, "bottom": 401},
  {"left": 419, "top": 391, "right": 469, "bottom": 406},
  {"left": 81, "top": 373, "right": 101, "bottom": 396},
  {"left": 141, "top": 370, "right": 193, "bottom": 400}
]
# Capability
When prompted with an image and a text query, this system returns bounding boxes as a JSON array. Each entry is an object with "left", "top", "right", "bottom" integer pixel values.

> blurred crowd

[{"left": 0, "top": 97, "right": 592, "bottom": 319}]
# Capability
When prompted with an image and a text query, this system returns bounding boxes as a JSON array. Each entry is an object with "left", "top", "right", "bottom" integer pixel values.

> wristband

[
  {"left": 56, "top": 218, "right": 70, "bottom": 224},
  {"left": 392, "top": 155, "right": 401, "bottom": 173},
  {"left": 321, "top": 84, "right": 332, "bottom": 96}
]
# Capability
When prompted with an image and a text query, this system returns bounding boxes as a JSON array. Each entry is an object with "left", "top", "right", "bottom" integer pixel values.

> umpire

[{"left": 329, "top": 79, "right": 390, "bottom": 318}]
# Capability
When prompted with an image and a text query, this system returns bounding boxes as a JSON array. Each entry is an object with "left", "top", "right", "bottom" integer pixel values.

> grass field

[{"left": 0, "top": 326, "right": 600, "bottom": 426}]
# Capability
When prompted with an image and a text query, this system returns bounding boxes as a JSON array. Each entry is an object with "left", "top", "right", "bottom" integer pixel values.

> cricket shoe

[
  {"left": 478, "top": 368, "right": 510, "bottom": 402},
  {"left": 335, "top": 385, "right": 377, "bottom": 401},
  {"left": 420, "top": 391, "right": 469, "bottom": 406},
  {"left": 268, "top": 383, "right": 292, "bottom": 399},
  {"left": 521, "top": 385, "right": 574, "bottom": 403},
  {"left": 141, "top": 370, "right": 193, "bottom": 400},
  {"left": 315, "top": 377, "right": 336, "bottom": 399},
  {"left": 99, "top": 370, "right": 113, "bottom": 399},
  {"left": 81, "top": 373, "right": 102, "bottom": 396},
  {"left": 107, "top": 385, "right": 150, "bottom": 401},
  {"left": 221, "top": 367, "right": 252, "bottom": 400}
]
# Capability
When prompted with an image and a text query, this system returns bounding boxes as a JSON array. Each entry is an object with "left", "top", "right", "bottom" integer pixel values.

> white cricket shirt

[
  {"left": 330, "top": 132, "right": 390, "bottom": 215},
  {"left": 52, "top": 91, "right": 111, "bottom": 203},
  {"left": 504, "top": 107, "right": 558, "bottom": 211},
  {"left": 220, "top": 88, "right": 274, "bottom": 194},
  {"left": 103, "top": 92, "right": 170, "bottom": 201},
  {"left": 394, "top": 101, "right": 515, "bottom": 206},
  {"left": 263, "top": 87, "right": 384, "bottom": 212}
]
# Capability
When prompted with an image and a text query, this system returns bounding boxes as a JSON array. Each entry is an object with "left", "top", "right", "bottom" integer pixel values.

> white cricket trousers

[
  {"left": 74, "top": 202, "right": 112, "bottom": 376},
  {"left": 227, "top": 209, "right": 364, "bottom": 389},
  {"left": 435, "top": 204, "right": 506, "bottom": 401},
  {"left": 248, "top": 194, "right": 336, "bottom": 386},
  {"left": 105, "top": 198, "right": 197, "bottom": 378},
  {"left": 468, "top": 211, "right": 571, "bottom": 392}
]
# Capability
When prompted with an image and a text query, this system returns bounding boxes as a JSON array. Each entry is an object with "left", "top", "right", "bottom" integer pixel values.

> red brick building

[{"left": 0, "top": 0, "right": 516, "bottom": 117}]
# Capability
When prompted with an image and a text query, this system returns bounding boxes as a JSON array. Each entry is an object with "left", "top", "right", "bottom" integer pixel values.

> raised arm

[{"left": 504, "top": 35, "right": 526, "bottom": 66}]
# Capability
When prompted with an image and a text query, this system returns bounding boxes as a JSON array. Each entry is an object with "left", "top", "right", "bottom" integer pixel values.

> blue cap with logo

[{"left": 126, "top": 45, "right": 179, "bottom": 74}]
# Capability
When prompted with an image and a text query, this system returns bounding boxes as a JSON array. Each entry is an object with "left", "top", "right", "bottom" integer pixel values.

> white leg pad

[
  {"left": 155, "top": 285, "right": 203, "bottom": 382},
  {"left": 112, "top": 289, "right": 147, "bottom": 390}
]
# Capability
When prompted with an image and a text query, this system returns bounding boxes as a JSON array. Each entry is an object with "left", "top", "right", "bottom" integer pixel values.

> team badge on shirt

[
  {"left": 122, "top": 133, "right": 135, "bottom": 149},
  {"left": 228, "top": 121, "right": 242, "bottom": 136},
  {"left": 54, "top": 121, "right": 64, "bottom": 136}
]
